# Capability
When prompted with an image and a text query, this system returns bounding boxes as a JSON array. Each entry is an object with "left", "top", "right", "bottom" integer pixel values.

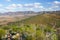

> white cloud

[
  {"left": 53, "top": 6, "right": 59, "bottom": 8},
  {"left": 1, "top": 2, "right": 55, "bottom": 12},
  {"left": 0, "top": 8, "right": 8, "bottom": 13},
  {"left": 6, "top": 4, "right": 23, "bottom": 10},
  {"left": 47, "top": 8, "right": 53, "bottom": 11},
  {"left": 4, "top": 4, "right": 23, "bottom": 12},
  {"left": 53, "top": 1, "right": 60, "bottom": 4},
  {"left": 6, "top": 4, "right": 17, "bottom": 10},
  {"left": 34, "top": 5, "right": 43, "bottom": 8},
  {"left": 34, "top": 3, "right": 41, "bottom": 5},
  {"left": 24, "top": 4, "right": 33, "bottom": 7},
  {"left": 48, "top": 1, "right": 60, "bottom": 5},
  {"left": 47, "top": 1, "right": 60, "bottom": 11},
  {"left": 5, "top": 4, "right": 17, "bottom": 12},
  {"left": 17, "top": 4, "right": 23, "bottom": 8},
  {"left": 25, "top": 8, "right": 33, "bottom": 11},
  {"left": 33, "top": 3, "right": 43, "bottom": 8},
  {"left": 6, "top": 0, "right": 11, "bottom": 2},
  {"left": 0, "top": 4, "right": 3, "bottom": 7},
  {"left": 9, "top": 4, "right": 17, "bottom": 8},
  {"left": 24, "top": 3, "right": 42, "bottom": 8}
]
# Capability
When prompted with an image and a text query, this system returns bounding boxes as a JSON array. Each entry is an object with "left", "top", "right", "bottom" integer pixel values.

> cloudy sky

[{"left": 0, "top": 0, "right": 60, "bottom": 12}]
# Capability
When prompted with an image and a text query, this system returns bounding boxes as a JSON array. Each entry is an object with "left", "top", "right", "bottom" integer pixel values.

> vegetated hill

[
  {"left": 0, "top": 11, "right": 38, "bottom": 25},
  {"left": 0, "top": 11, "right": 60, "bottom": 40},
  {"left": 0, "top": 11, "right": 60, "bottom": 27},
  {"left": 18, "top": 12, "right": 60, "bottom": 27}
]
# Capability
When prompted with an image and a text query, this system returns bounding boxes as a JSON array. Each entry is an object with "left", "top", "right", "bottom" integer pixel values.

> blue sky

[{"left": 0, "top": 0, "right": 60, "bottom": 12}]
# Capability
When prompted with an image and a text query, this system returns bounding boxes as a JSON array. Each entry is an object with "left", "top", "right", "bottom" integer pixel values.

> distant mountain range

[
  {"left": 0, "top": 11, "right": 60, "bottom": 16},
  {"left": 0, "top": 11, "right": 38, "bottom": 16}
]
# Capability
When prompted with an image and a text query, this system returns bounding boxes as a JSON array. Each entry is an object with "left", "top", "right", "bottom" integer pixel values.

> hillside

[
  {"left": 0, "top": 11, "right": 38, "bottom": 25},
  {"left": 6, "top": 11, "right": 60, "bottom": 28},
  {"left": 0, "top": 11, "right": 60, "bottom": 25},
  {"left": 0, "top": 11, "right": 60, "bottom": 40},
  {"left": 20, "top": 13, "right": 60, "bottom": 25}
]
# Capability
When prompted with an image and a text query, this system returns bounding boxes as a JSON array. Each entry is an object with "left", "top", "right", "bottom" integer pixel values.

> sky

[{"left": 0, "top": 0, "right": 60, "bottom": 12}]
